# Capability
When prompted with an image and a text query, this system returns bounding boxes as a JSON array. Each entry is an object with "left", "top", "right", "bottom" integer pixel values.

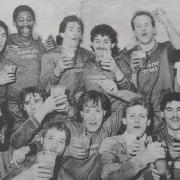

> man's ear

[
  {"left": 111, "top": 43, "right": 115, "bottom": 49},
  {"left": 161, "top": 111, "right": 164, "bottom": 118},
  {"left": 80, "top": 111, "right": 83, "bottom": 118},
  {"left": 122, "top": 118, "right": 126, "bottom": 125},
  {"left": 60, "top": 32, "right": 65, "bottom": 38},
  {"left": 103, "top": 111, "right": 106, "bottom": 117},
  {"left": 153, "top": 27, "right": 157, "bottom": 36},
  {"left": 147, "top": 119, "right": 151, "bottom": 126}
]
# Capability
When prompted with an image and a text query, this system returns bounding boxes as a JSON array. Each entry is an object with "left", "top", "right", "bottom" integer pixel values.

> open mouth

[
  {"left": 141, "top": 32, "right": 148, "bottom": 37},
  {"left": 89, "top": 122, "right": 97, "bottom": 126},
  {"left": 134, "top": 125, "right": 141, "bottom": 129}
]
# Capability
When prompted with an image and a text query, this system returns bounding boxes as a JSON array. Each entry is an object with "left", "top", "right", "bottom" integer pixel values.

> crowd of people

[{"left": 0, "top": 4, "right": 180, "bottom": 180}]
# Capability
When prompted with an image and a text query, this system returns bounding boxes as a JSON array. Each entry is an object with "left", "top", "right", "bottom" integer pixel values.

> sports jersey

[
  {"left": 83, "top": 53, "right": 136, "bottom": 112},
  {"left": 3, "top": 33, "right": 46, "bottom": 132},
  {"left": 62, "top": 109, "right": 123, "bottom": 180},
  {"left": 39, "top": 46, "right": 94, "bottom": 100}
]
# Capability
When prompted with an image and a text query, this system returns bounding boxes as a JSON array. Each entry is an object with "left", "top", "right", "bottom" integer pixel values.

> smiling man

[
  {"left": 124, "top": 9, "right": 180, "bottom": 129},
  {"left": 154, "top": 92, "right": 180, "bottom": 179},
  {"left": 4, "top": 5, "right": 46, "bottom": 133}
]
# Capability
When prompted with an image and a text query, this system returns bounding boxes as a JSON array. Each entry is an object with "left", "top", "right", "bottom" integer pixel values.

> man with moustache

[
  {"left": 83, "top": 24, "right": 135, "bottom": 112},
  {"left": 124, "top": 9, "right": 180, "bottom": 128},
  {"left": 153, "top": 92, "right": 180, "bottom": 179},
  {"left": 3, "top": 5, "right": 46, "bottom": 132}
]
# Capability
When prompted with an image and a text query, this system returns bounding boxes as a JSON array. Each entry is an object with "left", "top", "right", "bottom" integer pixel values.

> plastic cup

[
  {"left": 131, "top": 50, "right": 147, "bottom": 68},
  {"left": 37, "top": 151, "right": 56, "bottom": 172},
  {"left": 4, "top": 64, "right": 17, "bottom": 74},
  {"left": 50, "top": 85, "right": 66, "bottom": 97},
  {"left": 154, "top": 158, "right": 168, "bottom": 175}
]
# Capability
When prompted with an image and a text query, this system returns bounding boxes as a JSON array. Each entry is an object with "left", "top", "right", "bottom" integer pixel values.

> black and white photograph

[{"left": 0, "top": 0, "right": 180, "bottom": 179}]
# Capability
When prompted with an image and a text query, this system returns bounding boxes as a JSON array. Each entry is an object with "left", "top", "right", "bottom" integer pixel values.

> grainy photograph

[{"left": 0, "top": 0, "right": 180, "bottom": 179}]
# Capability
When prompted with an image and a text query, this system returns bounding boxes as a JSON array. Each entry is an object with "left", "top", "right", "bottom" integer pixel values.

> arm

[
  {"left": 154, "top": 9, "right": 180, "bottom": 49},
  {"left": 39, "top": 53, "right": 59, "bottom": 94},
  {"left": 10, "top": 116, "right": 40, "bottom": 149},
  {"left": 115, "top": 55, "right": 136, "bottom": 91},
  {"left": 97, "top": 78, "right": 140, "bottom": 102}
]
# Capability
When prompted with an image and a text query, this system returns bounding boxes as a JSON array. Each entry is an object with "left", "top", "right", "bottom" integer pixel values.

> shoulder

[
  {"left": 99, "top": 135, "right": 124, "bottom": 154},
  {"left": 78, "top": 47, "right": 95, "bottom": 61}
]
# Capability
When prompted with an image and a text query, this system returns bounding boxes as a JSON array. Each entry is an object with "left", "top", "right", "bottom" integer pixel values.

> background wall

[{"left": 0, "top": 0, "right": 180, "bottom": 50}]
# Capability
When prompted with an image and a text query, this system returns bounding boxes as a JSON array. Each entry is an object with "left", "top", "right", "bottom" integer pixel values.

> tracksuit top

[
  {"left": 3, "top": 33, "right": 46, "bottom": 100},
  {"left": 125, "top": 42, "right": 180, "bottom": 113},
  {"left": 39, "top": 46, "right": 94, "bottom": 100}
]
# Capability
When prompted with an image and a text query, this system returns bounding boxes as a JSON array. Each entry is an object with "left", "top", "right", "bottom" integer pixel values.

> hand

[
  {"left": 43, "top": 35, "right": 56, "bottom": 51},
  {"left": 29, "top": 163, "right": 53, "bottom": 180},
  {"left": 41, "top": 95, "right": 70, "bottom": 114},
  {"left": 128, "top": 140, "right": 145, "bottom": 156},
  {"left": 11, "top": 146, "right": 30, "bottom": 165},
  {"left": 168, "top": 142, "right": 180, "bottom": 159},
  {"left": 142, "top": 142, "right": 166, "bottom": 164},
  {"left": 153, "top": 8, "right": 168, "bottom": 25},
  {"left": 0, "top": 71, "right": 16, "bottom": 85},
  {"left": 65, "top": 143, "right": 89, "bottom": 159},
  {"left": 150, "top": 163, "right": 161, "bottom": 180},
  {"left": 130, "top": 59, "right": 142, "bottom": 73},
  {"left": 54, "top": 55, "right": 74, "bottom": 76}
]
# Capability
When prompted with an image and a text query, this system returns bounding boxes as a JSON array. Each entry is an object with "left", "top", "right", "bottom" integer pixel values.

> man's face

[
  {"left": 0, "top": 27, "right": 6, "bottom": 52},
  {"left": 43, "top": 128, "right": 66, "bottom": 155},
  {"left": 23, "top": 93, "right": 43, "bottom": 116},
  {"left": 15, "top": 11, "right": 34, "bottom": 39},
  {"left": 92, "top": 35, "right": 113, "bottom": 59},
  {"left": 61, "top": 21, "right": 82, "bottom": 47},
  {"left": 133, "top": 15, "right": 155, "bottom": 45},
  {"left": 163, "top": 101, "right": 180, "bottom": 131},
  {"left": 123, "top": 105, "right": 150, "bottom": 137},
  {"left": 80, "top": 100, "right": 106, "bottom": 134}
]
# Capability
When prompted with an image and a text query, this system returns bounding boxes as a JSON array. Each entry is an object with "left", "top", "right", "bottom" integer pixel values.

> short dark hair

[
  {"left": 20, "top": 87, "right": 47, "bottom": 105},
  {"left": 131, "top": 10, "right": 155, "bottom": 31},
  {"left": 160, "top": 92, "right": 180, "bottom": 111},
  {"left": 19, "top": 87, "right": 47, "bottom": 118},
  {"left": 77, "top": 90, "right": 111, "bottom": 122},
  {"left": 122, "top": 97, "right": 153, "bottom": 119},
  {"left": 43, "top": 122, "right": 71, "bottom": 146},
  {"left": 90, "top": 24, "right": 119, "bottom": 57},
  {"left": 13, "top": 5, "right": 35, "bottom": 22},
  {"left": 0, "top": 20, "right": 8, "bottom": 53},
  {"left": 119, "top": 97, "right": 154, "bottom": 135},
  {"left": 56, "top": 15, "right": 83, "bottom": 45}
]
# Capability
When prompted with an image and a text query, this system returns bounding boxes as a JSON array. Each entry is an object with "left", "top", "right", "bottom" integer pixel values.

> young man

[
  {"left": 125, "top": 9, "right": 180, "bottom": 128},
  {"left": 2, "top": 122, "right": 73, "bottom": 180},
  {"left": 61, "top": 90, "right": 123, "bottom": 180},
  {"left": 39, "top": 15, "right": 94, "bottom": 100},
  {"left": 3, "top": 5, "right": 46, "bottom": 133},
  {"left": 83, "top": 24, "right": 135, "bottom": 112},
  {"left": 99, "top": 97, "right": 166, "bottom": 180},
  {"left": 10, "top": 87, "right": 73, "bottom": 149},
  {"left": 154, "top": 92, "right": 180, "bottom": 179}
]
